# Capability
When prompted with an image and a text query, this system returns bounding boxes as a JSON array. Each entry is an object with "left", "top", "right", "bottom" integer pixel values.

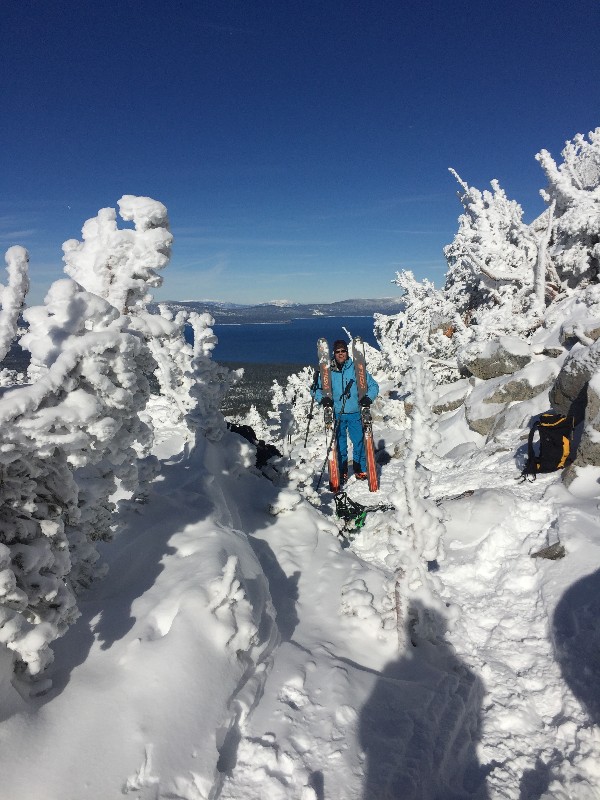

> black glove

[
  {"left": 321, "top": 397, "right": 333, "bottom": 408},
  {"left": 359, "top": 396, "right": 372, "bottom": 407}
]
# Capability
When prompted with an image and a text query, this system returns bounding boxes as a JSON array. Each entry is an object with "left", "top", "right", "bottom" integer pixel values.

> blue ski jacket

[{"left": 313, "top": 357, "right": 378, "bottom": 415}]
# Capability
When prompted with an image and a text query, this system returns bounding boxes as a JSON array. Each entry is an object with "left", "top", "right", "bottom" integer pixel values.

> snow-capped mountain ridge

[{"left": 158, "top": 297, "right": 404, "bottom": 324}]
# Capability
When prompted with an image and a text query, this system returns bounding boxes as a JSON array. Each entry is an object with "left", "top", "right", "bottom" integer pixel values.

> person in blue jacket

[{"left": 313, "top": 339, "right": 379, "bottom": 483}]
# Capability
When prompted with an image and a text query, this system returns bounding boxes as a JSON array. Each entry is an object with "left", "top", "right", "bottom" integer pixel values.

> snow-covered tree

[
  {"left": 185, "top": 311, "right": 233, "bottom": 443},
  {"left": 537, "top": 127, "right": 600, "bottom": 288},
  {"left": 443, "top": 170, "right": 539, "bottom": 339},
  {"left": 0, "top": 197, "right": 177, "bottom": 678},
  {"left": 390, "top": 357, "right": 445, "bottom": 563},
  {"left": 0, "top": 442, "right": 79, "bottom": 679},
  {"left": 0, "top": 246, "right": 29, "bottom": 364},
  {"left": 62, "top": 195, "right": 172, "bottom": 314},
  {"left": 375, "top": 270, "right": 462, "bottom": 385},
  {"left": 233, "top": 404, "right": 269, "bottom": 442},
  {"left": 18, "top": 277, "right": 155, "bottom": 591},
  {"left": 376, "top": 133, "right": 600, "bottom": 393}
]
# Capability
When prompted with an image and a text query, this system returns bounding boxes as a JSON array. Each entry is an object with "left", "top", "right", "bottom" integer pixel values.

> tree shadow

[
  {"left": 308, "top": 769, "right": 325, "bottom": 800},
  {"left": 518, "top": 752, "right": 562, "bottom": 800},
  {"left": 359, "top": 602, "right": 490, "bottom": 799},
  {"left": 376, "top": 438, "right": 392, "bottom": 465},
  {"left": 552, "top": 567, "right": 600, "bottom": 724},
  {"left": 247, "top": 537, "right": 300, "bottom": 642},
  {"left": 38, "top": 450, "right": 208, "bottom": 700},
  {"left": 36, "top": 434, "right": 288, "bottom": 703}
]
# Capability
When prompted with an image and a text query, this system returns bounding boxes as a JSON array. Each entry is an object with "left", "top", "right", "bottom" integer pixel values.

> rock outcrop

[
  {"left": 549, "top": 339, "right": 600, "bottom": 421},
  {"left": 463, "top": 359, "right": 559, "bottom": 439},
  {"left": 458, "top": 336, "right": 532, "bottom": 380}
]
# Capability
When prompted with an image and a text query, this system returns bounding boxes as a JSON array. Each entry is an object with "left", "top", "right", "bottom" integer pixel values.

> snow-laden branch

[
  {"left": 532, "top": 199, "right": 556, "bottom": 313},
  {"left": 62, "top": 196, "right": 173, "bottom": 313}
]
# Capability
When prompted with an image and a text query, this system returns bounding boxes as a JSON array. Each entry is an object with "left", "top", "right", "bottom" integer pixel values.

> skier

[{"left": 313, "top": 339, "right": 379, "bottom": 483}]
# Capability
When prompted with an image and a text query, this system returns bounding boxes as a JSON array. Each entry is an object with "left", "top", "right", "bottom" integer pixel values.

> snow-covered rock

[
  {"left": 462, "top": 359, "right": 558, "bottom": 438},
  {"left": 432, "top": 378, "right": 472, "bottom": 414},
  {"left": 458, "top": 336, "right": 533, "bottom": 380},
  {"left": 560, "top": 317, "right": 600, "bottom": 346},
  {"left": 571, "top": 371, "right": 600, "bottom": 468},
  {"left": 549, "top": 339, "right": 600, "bottom": 419}
]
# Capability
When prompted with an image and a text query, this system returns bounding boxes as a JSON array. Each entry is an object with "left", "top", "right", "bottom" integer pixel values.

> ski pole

[{"left": 303, "top": 369, "right": 319, "bottom": 448}]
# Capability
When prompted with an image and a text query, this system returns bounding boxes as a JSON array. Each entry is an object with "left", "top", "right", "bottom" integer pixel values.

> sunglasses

[{"left": 334, "top": 349, "right": 348, "bottom": 354}]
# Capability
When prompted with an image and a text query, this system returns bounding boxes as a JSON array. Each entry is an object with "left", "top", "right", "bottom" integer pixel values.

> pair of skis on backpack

[{"left": 317, "top": 335, "right": 378, "bottom": 493}]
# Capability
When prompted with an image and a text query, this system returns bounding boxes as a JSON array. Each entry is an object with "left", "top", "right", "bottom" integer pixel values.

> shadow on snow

[
  {"left": 359, "top": 602, "right": 490, "bottom": 800},
  {"left": 552, "top": 567, "right": 600, "bottom": 725}
]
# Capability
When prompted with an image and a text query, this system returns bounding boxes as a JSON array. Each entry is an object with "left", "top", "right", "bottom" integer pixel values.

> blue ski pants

[{"left": 335, "top": 412, "right": 365, "bottom": 473}]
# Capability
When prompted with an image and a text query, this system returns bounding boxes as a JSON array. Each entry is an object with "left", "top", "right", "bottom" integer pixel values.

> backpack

[{"left": 521, "top": 413, "right": 575, "bottom": 480}]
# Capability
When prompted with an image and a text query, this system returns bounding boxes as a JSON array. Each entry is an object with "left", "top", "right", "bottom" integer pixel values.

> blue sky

[{"left": 1, "top": 0, "right": 598, "bottom": 305}]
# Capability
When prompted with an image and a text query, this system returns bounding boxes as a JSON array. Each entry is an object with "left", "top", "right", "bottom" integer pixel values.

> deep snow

[{"left": 0, "top": 401, "right": 599, "bottom": 799}]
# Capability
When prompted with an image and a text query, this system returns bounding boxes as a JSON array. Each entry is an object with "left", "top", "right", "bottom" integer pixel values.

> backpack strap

[{"left": 556, "top": 415, "right": 575, "bottom": 469}]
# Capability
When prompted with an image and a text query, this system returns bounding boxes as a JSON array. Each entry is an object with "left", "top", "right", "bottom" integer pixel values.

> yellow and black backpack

[{"left": 522, "top": 413, "right": 575, "bottom": 480}]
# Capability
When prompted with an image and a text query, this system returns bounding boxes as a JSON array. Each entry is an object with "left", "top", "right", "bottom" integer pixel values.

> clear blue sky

[{"left": 1, "top": 0, "right": 598, "bottom": 305}]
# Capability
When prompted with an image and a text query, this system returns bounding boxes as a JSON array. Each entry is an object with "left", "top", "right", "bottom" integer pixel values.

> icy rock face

[
  {"left": 458, "top": 336, "right": 532, "bottom": 380},
  {"left": 571, "top": 371, "right": 600, "bottom": 468},
  {"left": 549, "top": 339, "right": 600, "bottom": 420}
]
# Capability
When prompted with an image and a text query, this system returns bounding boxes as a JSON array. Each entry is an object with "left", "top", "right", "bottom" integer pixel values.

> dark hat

[{"left": 333, "top": 339, "right": 348, "bottom": 352}]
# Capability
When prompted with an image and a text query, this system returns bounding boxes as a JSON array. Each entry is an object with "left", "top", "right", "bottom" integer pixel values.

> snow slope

[{"left": 0, "top": 401, "right": 599, "bottom": 799}]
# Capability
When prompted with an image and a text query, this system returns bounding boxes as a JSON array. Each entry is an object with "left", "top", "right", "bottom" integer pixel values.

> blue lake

[{"left": 201, "top": 316, "right": 380, "bottom": 364}]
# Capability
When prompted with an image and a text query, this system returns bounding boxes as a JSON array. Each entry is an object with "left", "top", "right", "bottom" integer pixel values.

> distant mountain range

[{"left": 157, "top": 298, "right": 404, "bottom": 324}]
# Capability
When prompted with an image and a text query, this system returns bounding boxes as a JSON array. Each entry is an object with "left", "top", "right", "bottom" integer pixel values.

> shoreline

[{"left": 212, "top": 315, "right": 376, "bottom": 327}]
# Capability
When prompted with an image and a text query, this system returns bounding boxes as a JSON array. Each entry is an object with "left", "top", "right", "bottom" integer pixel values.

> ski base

[
  {"left": 352, "top": 336, "right": 379, "bottom": 492},
  {"left": 317, "top": 338, "right": 341, "bottom": 493}
]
